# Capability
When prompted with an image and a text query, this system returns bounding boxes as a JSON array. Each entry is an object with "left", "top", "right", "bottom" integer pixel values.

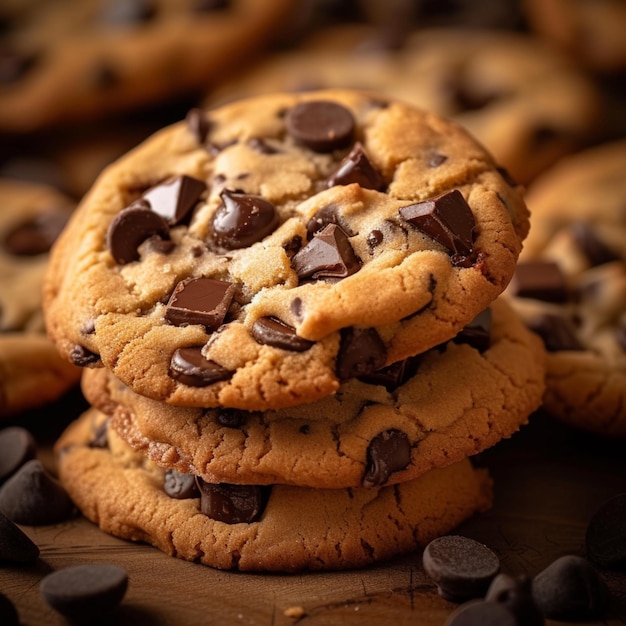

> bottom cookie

[{"left": 56, "top": 408, "right": 492, "bottom": 572}]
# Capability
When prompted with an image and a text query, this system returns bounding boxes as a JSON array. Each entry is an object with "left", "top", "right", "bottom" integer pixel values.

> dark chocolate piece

[
  {"left": 527, "top": 313, "right": 583, "bottom": 352},
  {"left": 586, "top": 492, "right": 626, "bottom": 569},
  {"left": 0, "top": 510, "right": 40, "bottom": 563},
  {"left": 70, "top": 344, "right": 102, "bottom": 367},
  {"left": 169, "top": 347, "right": 232, "bottom": 387},
  {"left": 186, "top": 107, "right": 210, "bottom": 144},
  {"left": 142, "top": 175, "right": 206, "bottom": 226},
  {"left": 211, "top": 189, "right": 279, "bottom": 249},
  {"left": 422, "top": 535, "right": 500, "bottom": 602},
  {"left": 367, "top": 229, "right": 384, "bottom": 251},
  {"left": 2, "top": 213, "right": 68, "bottom": 256},
  {"left": 570, "top": 221, "right": 620, "bottom": 266},
  {"left": 399, "top": 189, "right": 475, "bottom": 267},
  {"left": 107, "top": 202, "right": 170, "bottom": 264},
  {"left": 485, "top": 573, "right": 544, "bottom": 626},
  {"left": 164, "top": 469, "right": 199, "bottom": 499},
  {"left": 251, "top": 316, "right": 314, "bottom": 352},
  {"left": 453, "top": 308, "right": 492, "bottom": 352},
  {"left": 248, "top": 137, "right": 280, "bottom": 155},
  {"left": 0, "top": 427, "right": 36, "bottom": 484},
  {"left": 305, "top": 204, "right": 355, "bottom": 237},
  {"left": 327, "top": 142, "right": 385, "bottom": 191},
  {"left": 40, "top": 564, "right": 128, "bottom": 621},
  {"left": 357, "top": 356, "right": 421, "bottom": 392},
  {"left": 336, "top": 326, "right": 387, "bottom": 380},
  {"left": 444, "top": 600, "right": 518, "bottom": 626},
  {"left": 532, "top": 555, "right": 610, "bottom": 620},
  {"left": 215, "top": 408, "right": 247, "bottom": 428},
  {"left": 285, "top": 101, "right": 355, "bottom": 152},
  {"left": 196, "top": 478, "right": 267, "bottom": 524},
  {"left": 0, "top": 460, "right": 74, "bottom": 525},
  {"left": 510, "top": 261, "right": 568, "bottom": 303},
  {"left": 165, "top": 277, "right": 236, "bottom": 330},
  {"left": 362, "top": 429, "right": 411, "bottom": 488},
  {"left": 0, "top": 592, "right": 19, "bottom": 626},
  {"left": 291, "top": 223, "right": 361, "bottom": 281}
]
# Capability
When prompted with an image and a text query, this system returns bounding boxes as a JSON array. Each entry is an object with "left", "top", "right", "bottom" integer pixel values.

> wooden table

[{"left": 2, "top": 390, "right": 625, "bottom": 626}]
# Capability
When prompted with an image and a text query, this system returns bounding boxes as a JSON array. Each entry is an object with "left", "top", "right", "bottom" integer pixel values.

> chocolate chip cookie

[
  {"left": 82, "top": 298, "right": 546, "bottom": 488},
  {"left": 0, "top": 179, "right": 80, "bottom": 417},
  {"left": 44, "top": 90, "right": 530, "bottom": 410},
  {"left": 55, "top": 407, "right": 492, "bottom": 571},
  {"left": 505, "top": 139, "right": 626, "bottom": 436}
]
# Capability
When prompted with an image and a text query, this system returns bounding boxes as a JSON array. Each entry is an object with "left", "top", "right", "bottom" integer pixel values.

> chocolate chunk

[
  {"left": 2, "top": 213, "right": 69, "bottom": 256},
  {"left": 0, "top": 593, "right": 19, "bottom": 626},
  {"left": 186, "top": 107, "right": 210, "bottom": 144},
  {"left": 70, "top": 344, "right": 102, "bottom": 367},
  {"left": 429, "top": 153, "right": 448, "bottom": 167},
  {"left": 0, "top": 510, "right": 40, "bottom": 563},
  {"left": 305, "top": 204, "right": 355, "bottom": 237},
  {"left": 215, "top": 408, "right": 248, "bottom": 428},
  {"left": 291, "top": 223, "right": 361, "bottom": 281},
  {"left": 100, "top": 0, "right": 156, "bottom": 25},
  {"left": 164, "top": 469, "right": 200, "bottom": 499},
  {"left": 285, "top": 101, "right": 355, "bottom": 152},
  {"left": 444, "top": 600, "right": 518, "bottom": 626},
  {"left": 422, "top": 535, "right": 500, "bottom": 602},
  {"left": 367, "top": 229, "right": 384, "bottom": 251},
  {"left": 0, "top": 427, "right": 37, "bottom": 484},
  {"left": 88, "top": 419, "right": 109, "bottom": 449},
  {"left": 336, "top": 326, "right": 387, "bottom": 381},
  {"left": 165, "top": 277, "right": 236, "bottom": 330},
  {"left": 40, "top": 564, "right": 128, "bottom": 621},
  {"left": 0, "top": 460, "right": 74, "bottom": 525},
  {"left": 527, "top": 313, "right": 583, "bottom": 352},
  {"left": 211, "top": 189, "right": 279, "bottom": 249},
  {"left": 169, "top": 347, "right": 232, "bottom": 387},
  {"left": 399, "top": 190, "right": 475, "bottom": 266},
  {"left": 586, "top": 493, "right": 626, "bottom": 569},
  {"left": 453, "top": 308, "right": 492, "bottom": 352},
  {"left": 357, "top": 356, "right": 421, "bottom": 391},
  {"left": 532, "top": 555, "right": 610, "bottom": 620},
  {"left": 327, "top": 142, "right": 386, "bottom": 191},
  {"left": 251, "top": 316, "right": 314, "bottom": 352},
  {"left": 248, "top": 137, "right": 280, "bottom": 155},
  {"left": 509, "top": 261, "right": 568, "bottom": 303},
  {"left": 485, "top": 574, "right": 544, "bottom": 626},
  {"left": 362, "top": 429, "right": 411, "bottom": 487},
  {"left": 142, "top": 175, "right": 206, "bottom": 225},
  {"left": 107, "top": 202, "right": 170, "bottom": 264},
  {"left": 196, "top": 478, "right": 267, "bottom": 524},
  {"left": 570, "top": 221, "right": 620, "bottom": 266}
]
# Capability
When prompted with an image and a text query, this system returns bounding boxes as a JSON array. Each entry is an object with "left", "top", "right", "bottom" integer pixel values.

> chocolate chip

[
  {"left": 88, "top": 419, "right": 109, "bottom": 449},
  {"left": 40, "top": 564, "right": 128, "bottom": 621},
  {"left": 509, "top": 261, "right": 568, "bottom": 303},
  {"left": 305, "top": 204, "right": 355, "bottom": 237},
  {"left": 485, "top": 574, "right": 544, "bottom": 626},
  {"left": 399, "top": 190, "right": 475, "bottom": 267},
  {"left": 0, "top": 459, "right": 74, "bottom": 525},
  {"left": 357, "top": 356, "right": 421, "bottom": 391},
  {"left": 210, "top": 189, "right": 279, "bottom": 249},
  {"left": 251, "top": 316, "right": 314, "bottom": 352},
  {"left": 285, "top": 101, "right": 355, "bottom": 152},
  {"left": 100, "top": 0, "right": 157, "bottom": 25},
  {"left": 215, "top": 408, "right": 247, "bottom": 428},
  {"left": 422, "top": 535, "right": 500, "bottom": 602},
  {"left": 165, "top": 277, "right": 236, "bottom": 331},
  {"left": 0, "top": 427, "right": 37, "bottom": 484},
  {"left": 0, "top": 592, "right": 19, "bottom": 626},
  {"left": 2, "top": 213, "right": 69, "bottom": 256},
  {"left": 367, "top": 229, "right": 384, "bottom": 251},
  {"left": 164, "top": 469, "right": 200, "bottom": 499},
  {"left": 336, "top": 326, "right": 387, "bottom": 381},
  {"left": 291, "top": 223, "right": 361, "bottom": 281},
  {"left": 142, "top": 175, "right": 206, "bottom": 226},
  {"left": 186, "top": 107, "right": 210, "bottom": 144},
  {"left": 444, "top": 600, "right": 518, "bottom": 626},
  {"left": 586, "top": 493, "right": 626, "bottom": 569},
  {"left": 0, "top": 510, "right": 40, "bottom": 563},
  {"left": 248, "top": 137, "right": 280, "bottom": 155},
  {"left": 107, "top": 202, "right": 170, "bottom": 264},
  {"left": 570, "top": 221, "right": 620, "bottom": 266},
  {"left": 453, "top": 308, "right": 492, "bottom": 352},
  {"left": 327, "top": 142, "right": 386, "bottom": 191},
  {"left": 169, "top": 347, "right": 232, "bottom": 387},
  {"left": 532, "top": 555, "right": 610, "bottom": 620},
  {"left": 527, "top": 313, "right": 583, "bottom": 352},
  {"left": 70, "top": 344, "right": 102, "bottom": 367},
  {"left": 429, "top": 153, "right": 448, "bottom": 167},
  {"left": 362, "top": 429, "right": 411, "bottom": 487},
  {"left": 196, "top": 478, "right": 267, "bottom": 524}
]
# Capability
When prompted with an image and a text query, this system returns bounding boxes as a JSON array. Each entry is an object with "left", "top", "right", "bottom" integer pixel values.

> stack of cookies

[{"left": 44, "top": 89, "right": 546, "bottom": 572}]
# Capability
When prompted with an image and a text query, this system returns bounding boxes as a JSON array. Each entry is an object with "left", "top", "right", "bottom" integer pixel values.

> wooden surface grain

[{"left": 1, "top": 390, "right": 625, "bottom": 626}]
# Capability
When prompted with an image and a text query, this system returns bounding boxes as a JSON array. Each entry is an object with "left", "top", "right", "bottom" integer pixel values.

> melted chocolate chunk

[
  {"left": 357, "top": 355, "right": 421, "bottom": 392},
  {"left": 3, "top": 213, "right": 68, "bottom": 256},
  {"left": 399, "top": 189, "right": 475, "bottom": 267},
  {"left": 142, "top": 175, "right": 206, "bottom": 225},
  {"left": 291, "top": 223, "right": 361, "bottom": 281},
  {"left": 362, "top": 429, "right": 411, "bottom": 488},
  {"left": 215, "top": 408, "right": 247, "bottom": 428},
  {"left": 169, "top": 347, "right": 232, "bottom": 387},
  {"left": 336, "top": 327, "right": 387, "bottom": 380},
  {"left": 165, "top": 277, "right": 236, "bottom": 330},
  {"left": 196, "top": 479, "right": 267, "bottom": 524},
  {"left": 285, "top": 101, "right": 355, "bottom": 152},
  {"left": 367, "top": 229, "right": 384, "bottom": 251},
  {"left": 251, "top": 316, "right": 314, "bottom": 352},
  {"left": 453, "top": 308, "right": 492, "bottom": 352},
  {"left": 164, "top": 470, "right": 200, "bottom": 499},
  {"left": 0, "top": 427, "right": 36, "bottom": 484},
  {"left": 327, "top": 142, "right": 386, "bottom": 191},
  {"left": 210, "top": 189, "right": 279, "bottom": 249},
  {"left": 186, "top": 107, "right": 210, "bottom": 144},
  {"left": 70, "top": 344, "right": 101, "bottom": 367},
  {"left": 527, "top": 313, "right": 583, "bottom": 352},
  {"left": 570, "top": 221, "right": 620, "bottom": 266},
  {"left": 305, "top": 204, "right": 355, "bottom": 237},
  {"left": 107, "top": 202, "right": 170, "bottom": 265},
  {"left": 510, "top": 261, "right": 568, "bottom": 303}
]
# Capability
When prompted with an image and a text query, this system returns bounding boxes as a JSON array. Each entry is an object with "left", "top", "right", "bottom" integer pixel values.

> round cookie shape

[
  {"left": 505, "top": 140, "right": 626, "bottom": 437},
  {"left": 83, "top": 298, "right": 546, "bottom": 489},
  {"left": 0, "top": 0, "right": 294, "bottom": 132},
  {"left": 54, "top": 408, "right": 492, "bottom": 572},
  {"left": 44, "top": 89, "right": 529, "bottom": 410}
]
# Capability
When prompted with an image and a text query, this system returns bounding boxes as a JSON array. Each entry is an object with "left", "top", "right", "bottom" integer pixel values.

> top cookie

[{"left": 44, "top": 89, "right": 529, "bottom": 410}]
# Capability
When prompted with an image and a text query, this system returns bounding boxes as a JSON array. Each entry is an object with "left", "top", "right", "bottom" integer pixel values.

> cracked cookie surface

[{"left": 44, "top": 89, "right": 530, "bottom": 410}]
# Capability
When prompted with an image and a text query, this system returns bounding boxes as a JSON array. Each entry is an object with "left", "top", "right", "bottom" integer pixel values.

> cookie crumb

[{"left": 283, "top": 605, "right": 305, "bottom": 618}]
